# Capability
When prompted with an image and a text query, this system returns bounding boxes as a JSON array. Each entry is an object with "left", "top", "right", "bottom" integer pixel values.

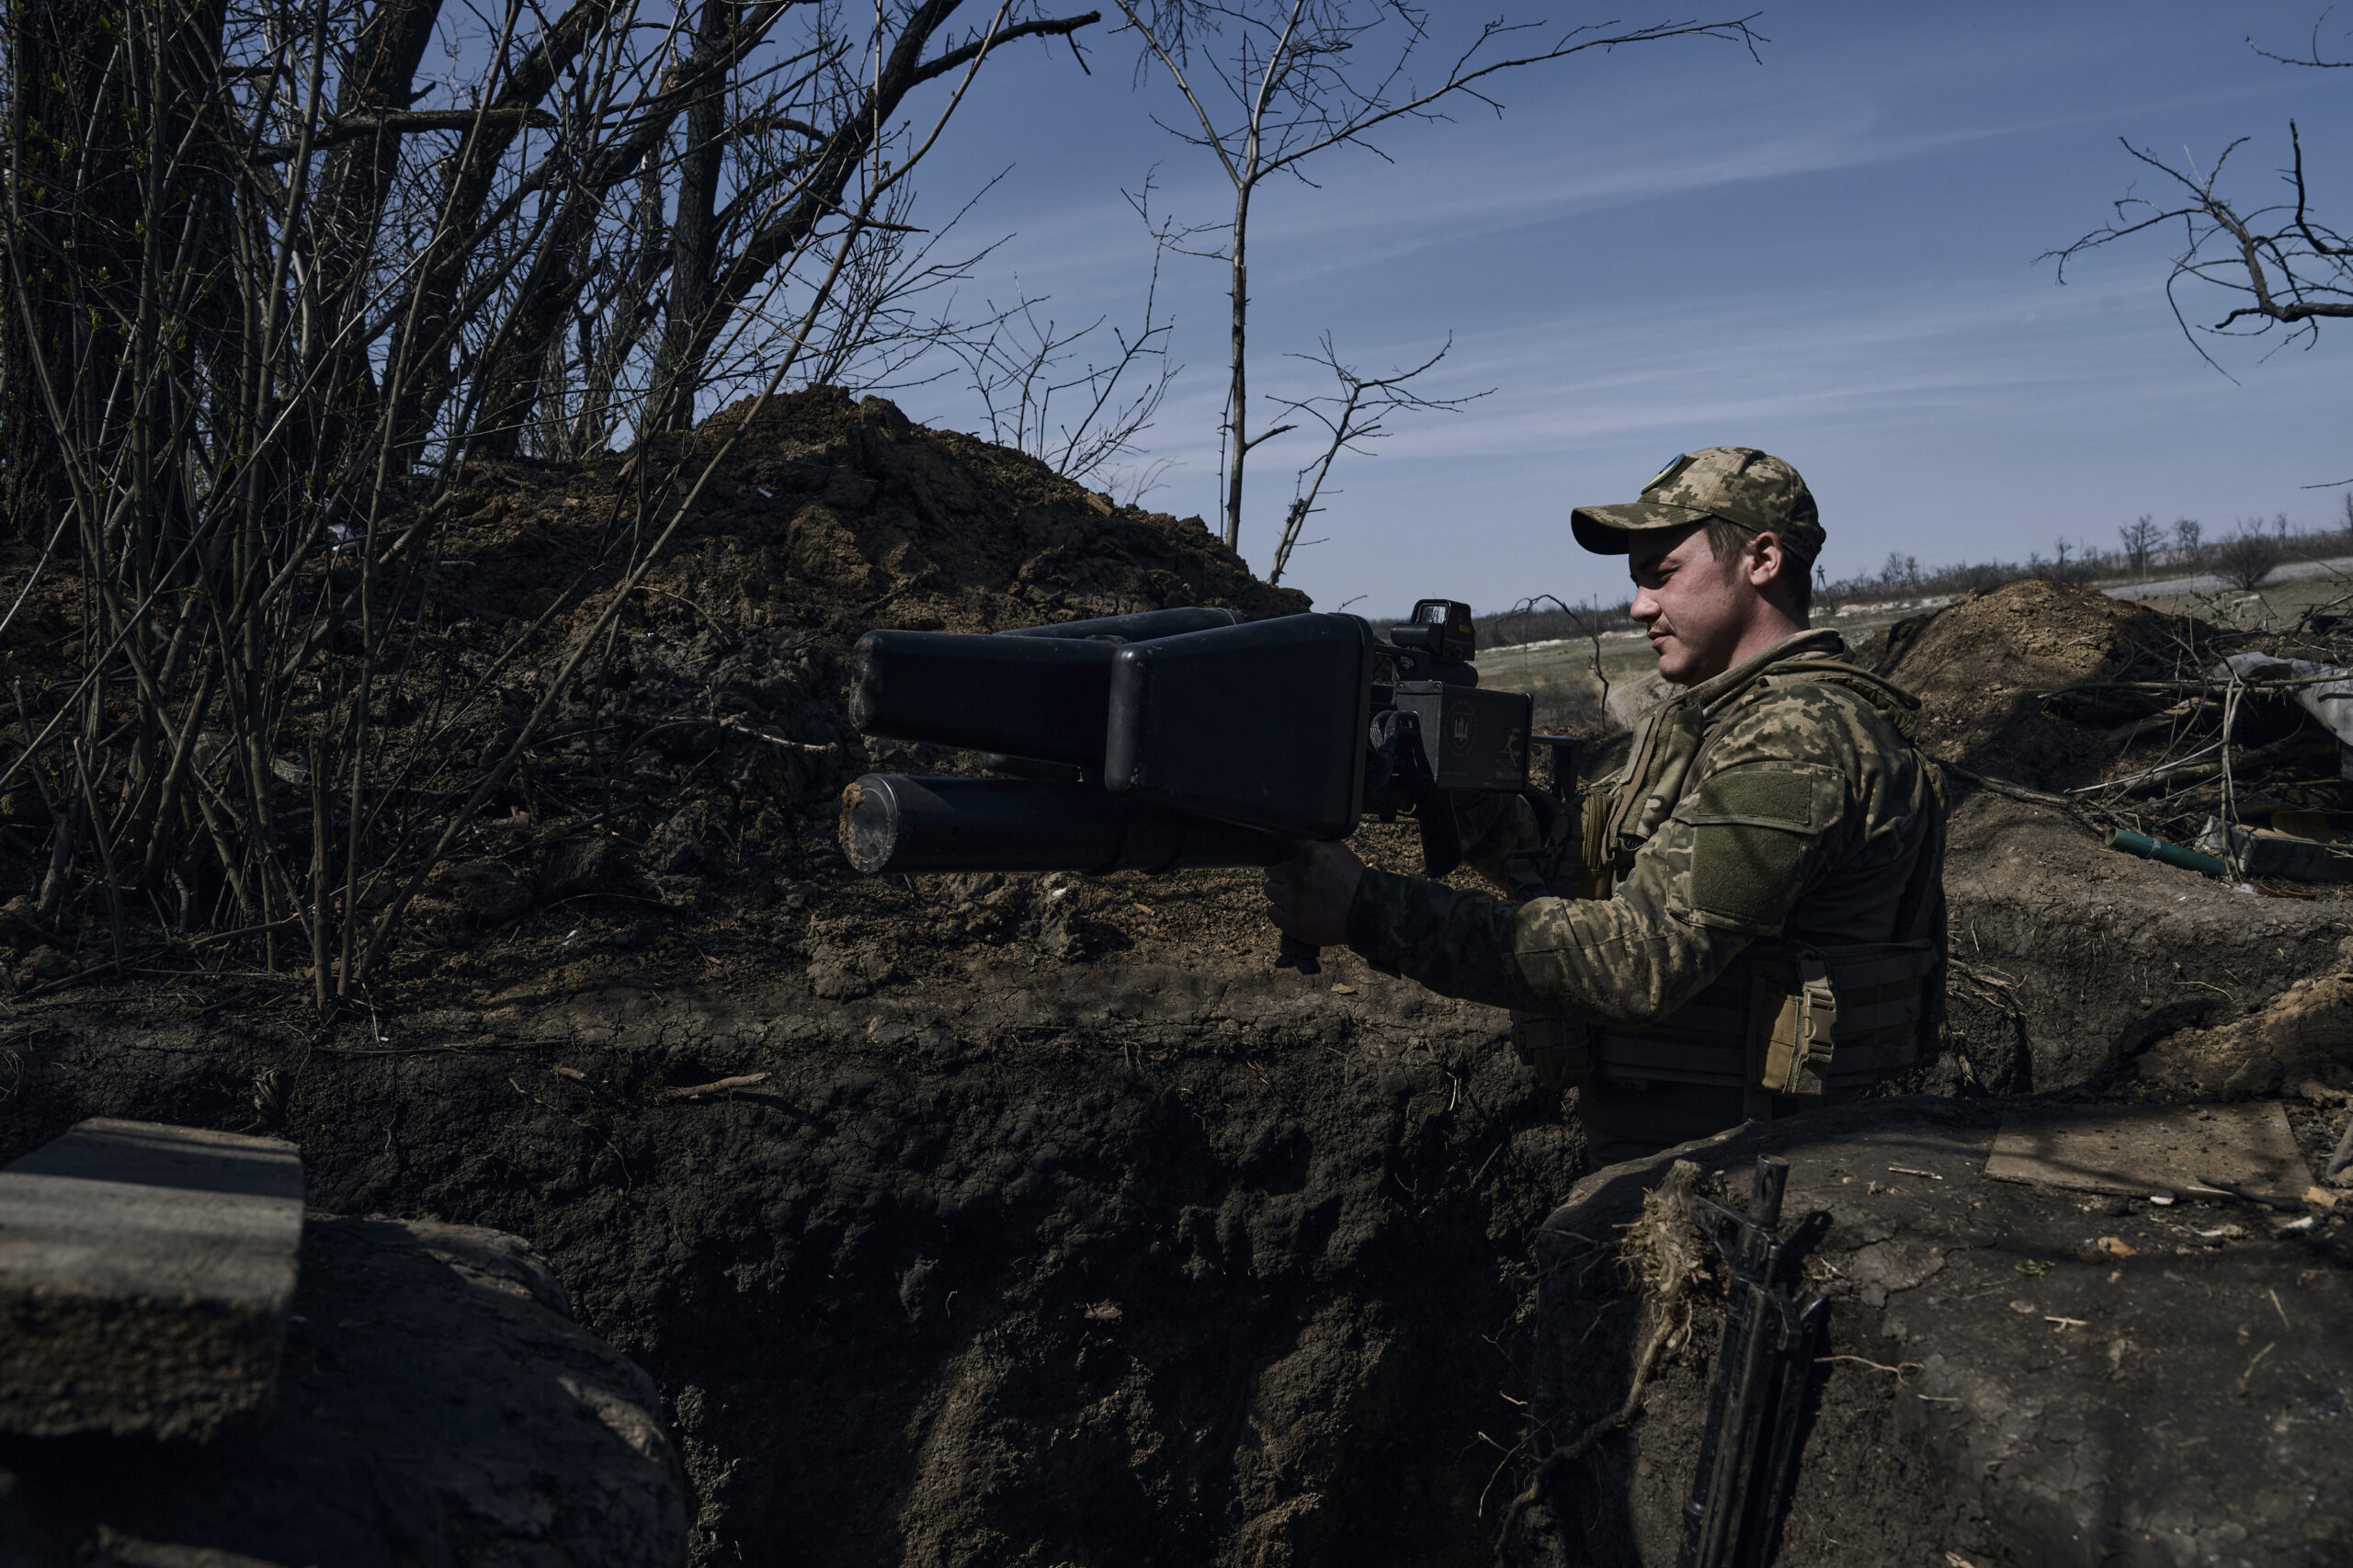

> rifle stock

[{"left": 1678, "top": 1155, "right": 1831, "bottom": 1568}]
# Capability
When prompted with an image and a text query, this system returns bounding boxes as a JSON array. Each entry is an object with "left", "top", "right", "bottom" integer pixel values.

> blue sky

[{"left": 894, "top": 1, "right": 2353, "bottom": 619}]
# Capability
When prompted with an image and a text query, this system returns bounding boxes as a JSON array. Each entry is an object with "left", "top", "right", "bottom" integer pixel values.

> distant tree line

[
  {"left": 1448, "top": 499, "right": 2353, "bottom": 653},
  {"left": 1458, "top": 12, "right": 2353, "bottom": 658}
]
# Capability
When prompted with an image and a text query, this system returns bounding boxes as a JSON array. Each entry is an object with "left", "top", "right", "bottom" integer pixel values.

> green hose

[{"left": 2104, "top": 826, "right": 2229, "bottom": 879}]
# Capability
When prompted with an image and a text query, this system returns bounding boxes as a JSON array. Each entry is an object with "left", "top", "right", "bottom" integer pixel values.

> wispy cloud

[
  {"left": 950, "top": 49, "right": 2309, "bottom": 305},
  {"left": 1336, "top": 276, "right": 2182, "bottom": 457},
  {"left": 900, "top": 1, "right": 2353, "bottom": 613}
]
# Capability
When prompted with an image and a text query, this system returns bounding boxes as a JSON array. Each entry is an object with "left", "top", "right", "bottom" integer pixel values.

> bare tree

[
  {"left": 1498, "top": 592, "right": 1613, "bottom": 733},
  {"left": 2046, "top": 19, "right": 2353, "bottom": 371},
  {"left": 2047, "top": 125, "right": 2353, "bottom": 363},
  {"left": 2214, "top": 524, "right": 2286, "bottom": 589},
  {"left": 0, "top": 0, "right": 1103, "bottom": 1012},
  {"left": 2039, "top": 538, "right": 2095, "bottom": 587},
  {"left": 2119, "top": 514, "right": 2162, "bottom": 578},
  {"left": 2176, "top": 516, "right": 2204, "bottom": 561},
  {"left": 948, "top": 249, "right": 1180, "bottom": 494},
  {"left": 1110, "top": 0, "right": 1761, "bottom": 563},
  {"left": 1265, "top": 334, "right": 1485, "bottom": 585}
]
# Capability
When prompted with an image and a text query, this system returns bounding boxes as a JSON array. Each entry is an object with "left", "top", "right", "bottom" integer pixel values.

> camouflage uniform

[{"left": 1344, "top": 450, "right": 1946, "bottom": 1165}]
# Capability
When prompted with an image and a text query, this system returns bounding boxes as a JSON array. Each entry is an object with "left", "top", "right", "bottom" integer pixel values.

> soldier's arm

[{"left": 1343, "top": 687, "right": 1860, "bottom": 1022}]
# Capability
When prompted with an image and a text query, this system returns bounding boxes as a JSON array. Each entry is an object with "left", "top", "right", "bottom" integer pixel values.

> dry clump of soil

[
  {"left": 2131, "top": 968, "right": 2353, "bottom": 1099},
  {"left": 1865, "top": 575, "right": 2351, "bottom": 832},
  {"left": 1864, "top": 576, "right": 2181, "bottom": 789}
]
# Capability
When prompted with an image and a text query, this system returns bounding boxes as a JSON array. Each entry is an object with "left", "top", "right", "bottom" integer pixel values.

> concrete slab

[
  {"left": 0, "top": 1215, "right": 688, "bottom": 1568},
  {"left": 0, "top": 1119, "right": 302, "bottom": 1440},
  {"left": 1984, "top": 1100, "right": 2313, "bottom": 1202}
]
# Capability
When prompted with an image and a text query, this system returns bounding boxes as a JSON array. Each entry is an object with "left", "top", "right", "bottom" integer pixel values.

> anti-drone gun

[{"left": 837, "top": 601, "right": 1561, "bottom": 965}]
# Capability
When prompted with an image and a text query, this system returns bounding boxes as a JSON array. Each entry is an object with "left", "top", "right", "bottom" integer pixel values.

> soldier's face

[{"left": 1626, "top": 526, "right": 1757, "bottom": 685}]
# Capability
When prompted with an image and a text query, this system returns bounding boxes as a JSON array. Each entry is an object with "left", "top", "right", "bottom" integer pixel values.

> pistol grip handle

[{"left": 1276, "top": 935, "right": 1323, "bottom": 975}]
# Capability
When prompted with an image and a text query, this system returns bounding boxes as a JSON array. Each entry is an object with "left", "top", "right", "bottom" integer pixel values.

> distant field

[
  {"left": 1479, "top": 594, "right": 1943, "bottom": 732},
  {"left": 1478, "top": 558, "right": 2353, "bottom": 733},
  {"left": 2112, "top": 557, "right": 2353, "bottom": 626}
]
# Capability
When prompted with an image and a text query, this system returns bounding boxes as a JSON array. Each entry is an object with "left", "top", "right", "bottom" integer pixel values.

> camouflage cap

[{"left": 1571, "top": 447, "right": 1824, "bottom": 567}]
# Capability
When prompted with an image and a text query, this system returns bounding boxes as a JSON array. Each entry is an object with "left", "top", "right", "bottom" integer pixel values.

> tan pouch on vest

[
  {"left": 1579, "top": 791, "right": 1614, "bottom": 901},
  {"left": 1756, "top": 957, "right": 1839, "bottom": 1096}
]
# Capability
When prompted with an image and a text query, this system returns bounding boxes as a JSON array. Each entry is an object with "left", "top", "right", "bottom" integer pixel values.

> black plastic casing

[
  {"left": 850, "top": 631, "right": 1115, "bottom": 767},
  {"left": 1389, "top": 682, "right": 1532, "bottom": 791},
  {"left": 1102, "top": 613, "right": 1375, "bottom": 841},
  {"left": 853, "top": 609, "right": 1245, "bottom": 772},
  {"left": 995, "top": 606, "right": 1240, "bottom": 642},
  {"left": 1388, "top": 598, "right": 1477, "bottom": 664},
  {"left": 840, "top": 774, "right": 1296, "bottom": 874}
]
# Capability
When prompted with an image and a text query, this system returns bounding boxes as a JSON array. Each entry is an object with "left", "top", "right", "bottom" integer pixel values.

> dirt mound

[
  {"left": 1864, "top": 577, "right": 2182, "bottom": 790},
  {"left": 441, "top": 388, "right": 1305, "bottom": 646},
  {"left": 0, "top": 391, "right": 1579, "bottom": 1566}
]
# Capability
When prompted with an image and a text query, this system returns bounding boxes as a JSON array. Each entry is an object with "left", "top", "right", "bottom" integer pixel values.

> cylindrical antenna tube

[{"left": 840, "top": 775, "right": 1297, "bottom": 876}]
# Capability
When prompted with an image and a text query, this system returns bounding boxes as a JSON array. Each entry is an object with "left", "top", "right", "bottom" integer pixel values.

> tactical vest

[{"left": 1508, "top": 645, "right": 1946, "bottom": 1114}]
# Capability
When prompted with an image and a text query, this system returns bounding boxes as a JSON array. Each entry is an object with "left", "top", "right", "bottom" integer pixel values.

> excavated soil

[
  {"left": 2, "top": 399, "right": 2351, "bottom": 1564},
  {"left": 1867, "top": 575, "right": 2178, "bottom": 791},
  {"left": 0, "top": 391, "right": 1582, "bottom": 1565},
  {"left": 1857, "top": 579, "right": 2353, "bottom": 1100}
]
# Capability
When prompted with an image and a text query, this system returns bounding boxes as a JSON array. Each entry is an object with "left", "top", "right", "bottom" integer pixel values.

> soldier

[{"left": 1264, "top": 448, "right": 1947, "bottom": 1165}]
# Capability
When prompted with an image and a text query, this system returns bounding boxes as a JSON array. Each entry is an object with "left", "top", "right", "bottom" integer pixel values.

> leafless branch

[
  {"left": 1496, "top": 592, "right": 1613, "bottom": 725},
  {"left": 1266, "top": 333, "right": 1485, "bottom": 585},
  {"left": 949, "top": 244, "right": 1180, "bottom": 487},
  {"left": 1111, "top": 1, "right": 1763, "bottom": 566},
  {"left": 248, "top": 105, "right": 560, "bottom": 162},
  {"left": 2045, "top": 116, "right": 2353, "bottom": 373},
  {"left": 0, "top": 0, "right": 1101, "bottom": 1013},
  {"left": 2248, "top": 7, "right": 2353, "bottom": 69}
]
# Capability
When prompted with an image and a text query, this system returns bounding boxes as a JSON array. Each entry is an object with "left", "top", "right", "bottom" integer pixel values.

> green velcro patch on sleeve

[
  {"left": 1689, "top": 822, "right": 1806, "bottom": 927},
  {"left": 1687, "top": 770, "right": 1812, "bottom": 825}
]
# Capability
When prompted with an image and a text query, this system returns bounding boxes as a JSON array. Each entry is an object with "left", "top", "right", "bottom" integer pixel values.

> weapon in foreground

[
  {"left": 838, "top": 600, "right": 1557, "bottom": 969},
  {"left": 1677, "top": 1155, "right": 1830, "bottom": 1568}
]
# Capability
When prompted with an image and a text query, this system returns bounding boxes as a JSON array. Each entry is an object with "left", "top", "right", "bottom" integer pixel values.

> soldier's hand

[{"left": 1263, "top": 840, "right": 1363, "bottom": 949}]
